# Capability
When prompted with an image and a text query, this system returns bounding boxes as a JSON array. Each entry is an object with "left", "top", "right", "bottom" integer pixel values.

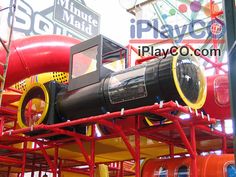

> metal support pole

[
  {"left": 31, "top": 158, "right": 35, "bottom": 177},
  {"left": 7, "top": 166, "right": 11, "bottom": 177},
  {"left": 174, "top": 120, "right": 195, "bottom": 158},
  {"left": 127, "top": 45, "right": 132, "bottom": 67},
  {"left": 115, "top": 163, "right": 119, "bottom": 177},
  {"left": 76, "top": 138, "right": 90, "bottom": 164},
  {"left": 38, "top": 165, "right": 42, "bottom": 177},
  {"left": 0, "top": 0, "right": 17, "bottom": 105},
  {"left": 0, "top": 38, "right": 8, "bottom": 53},
  {"left": 221, "top": 120, "right": 227, "bottom": 153},
  {"left": 0, "top": 117, "right": 4, "bottom": 135},
  {"left": 54, "top": 146, "right": 59, "bottom": 177},
  {"left": 135, "top": 117, "right": 140, "bottom": 177},
  {"left": 223, "top": 0, "right": 236, "bottom": 164},
  {"left": 190, "top": 126, "right": 197, "bottom": 177},
  {"left": 119, "top": 162, "right": 124, "bottom": 177},
  {"left": 58, "top": 159, "right": 62, "bottom": 177},
  {"left": 36, "top": 142, "right": 56, "bottom": 174},
  {"left": 21, "top": 141, "right": 27, "bottom": 177},
  {"left": 31, "top": 142, "right": 37, "bottom": 177},
  {"left": 169, "top": 144, "right": 174, "bottom": 158},
  {"left": 90, "top": 125, "right": 95, "bottom": 177},
  {"left": 135, "top": 131, "right": 140, "bottom": 177},
  {"left": 136, "top": 116, "right": 141, "bottom": 131}
]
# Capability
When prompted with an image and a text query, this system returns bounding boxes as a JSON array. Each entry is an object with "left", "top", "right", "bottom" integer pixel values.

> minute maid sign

[
  {"left": 54, "top": 0, "right": 99, "bottom": 38},
  {"left": 6, "top": 0, "right": 100, "bottom": 40}
]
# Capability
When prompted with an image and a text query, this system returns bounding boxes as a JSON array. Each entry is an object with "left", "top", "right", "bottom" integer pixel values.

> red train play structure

[{"left": 0, "top": 34, "right": 234, "bottom": 177}]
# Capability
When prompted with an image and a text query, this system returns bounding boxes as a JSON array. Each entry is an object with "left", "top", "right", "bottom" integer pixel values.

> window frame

[
  {"left": 158, "top": 166, "right": 168, "bottom": 177},
  {"left": 224, "top": 161, "right": 235, "bottom": 177},
  {"left": 174, "top": 164, "right": 190, "bottom": 177}
]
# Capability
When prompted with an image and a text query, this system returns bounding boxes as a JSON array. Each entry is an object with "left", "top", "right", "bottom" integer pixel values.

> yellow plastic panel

[
  {"left": 61, "top": 172, "right": 88, "bottom": 177},
  {"left": 95, "top": 164, "right": 109, "bottom": 177},
  {"left": 54, "top": 136, "right": 187, "bottom": 163}
]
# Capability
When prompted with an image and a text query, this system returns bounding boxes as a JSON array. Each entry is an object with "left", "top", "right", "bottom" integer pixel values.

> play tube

[{"left": 141, "top": 154, "right": 234, "bottom": 177}]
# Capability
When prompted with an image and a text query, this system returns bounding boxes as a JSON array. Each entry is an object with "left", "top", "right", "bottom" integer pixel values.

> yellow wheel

[{"left": 17, "top": 83, "right": 49, "bottom": 128}]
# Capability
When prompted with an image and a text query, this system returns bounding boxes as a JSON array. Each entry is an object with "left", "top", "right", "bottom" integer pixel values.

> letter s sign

[{"left": 8, "top": 0, "right": 33, "bottom": 34}]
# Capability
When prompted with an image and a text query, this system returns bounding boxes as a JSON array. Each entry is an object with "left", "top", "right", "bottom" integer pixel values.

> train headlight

[{"left": 172, "top": 49, "right": 206, "bottom": 109}]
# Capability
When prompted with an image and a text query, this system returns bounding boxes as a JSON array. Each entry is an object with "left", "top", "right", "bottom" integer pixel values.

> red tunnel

[{"left": 141, "top": 154, "right": 234, "bottom": 177}]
